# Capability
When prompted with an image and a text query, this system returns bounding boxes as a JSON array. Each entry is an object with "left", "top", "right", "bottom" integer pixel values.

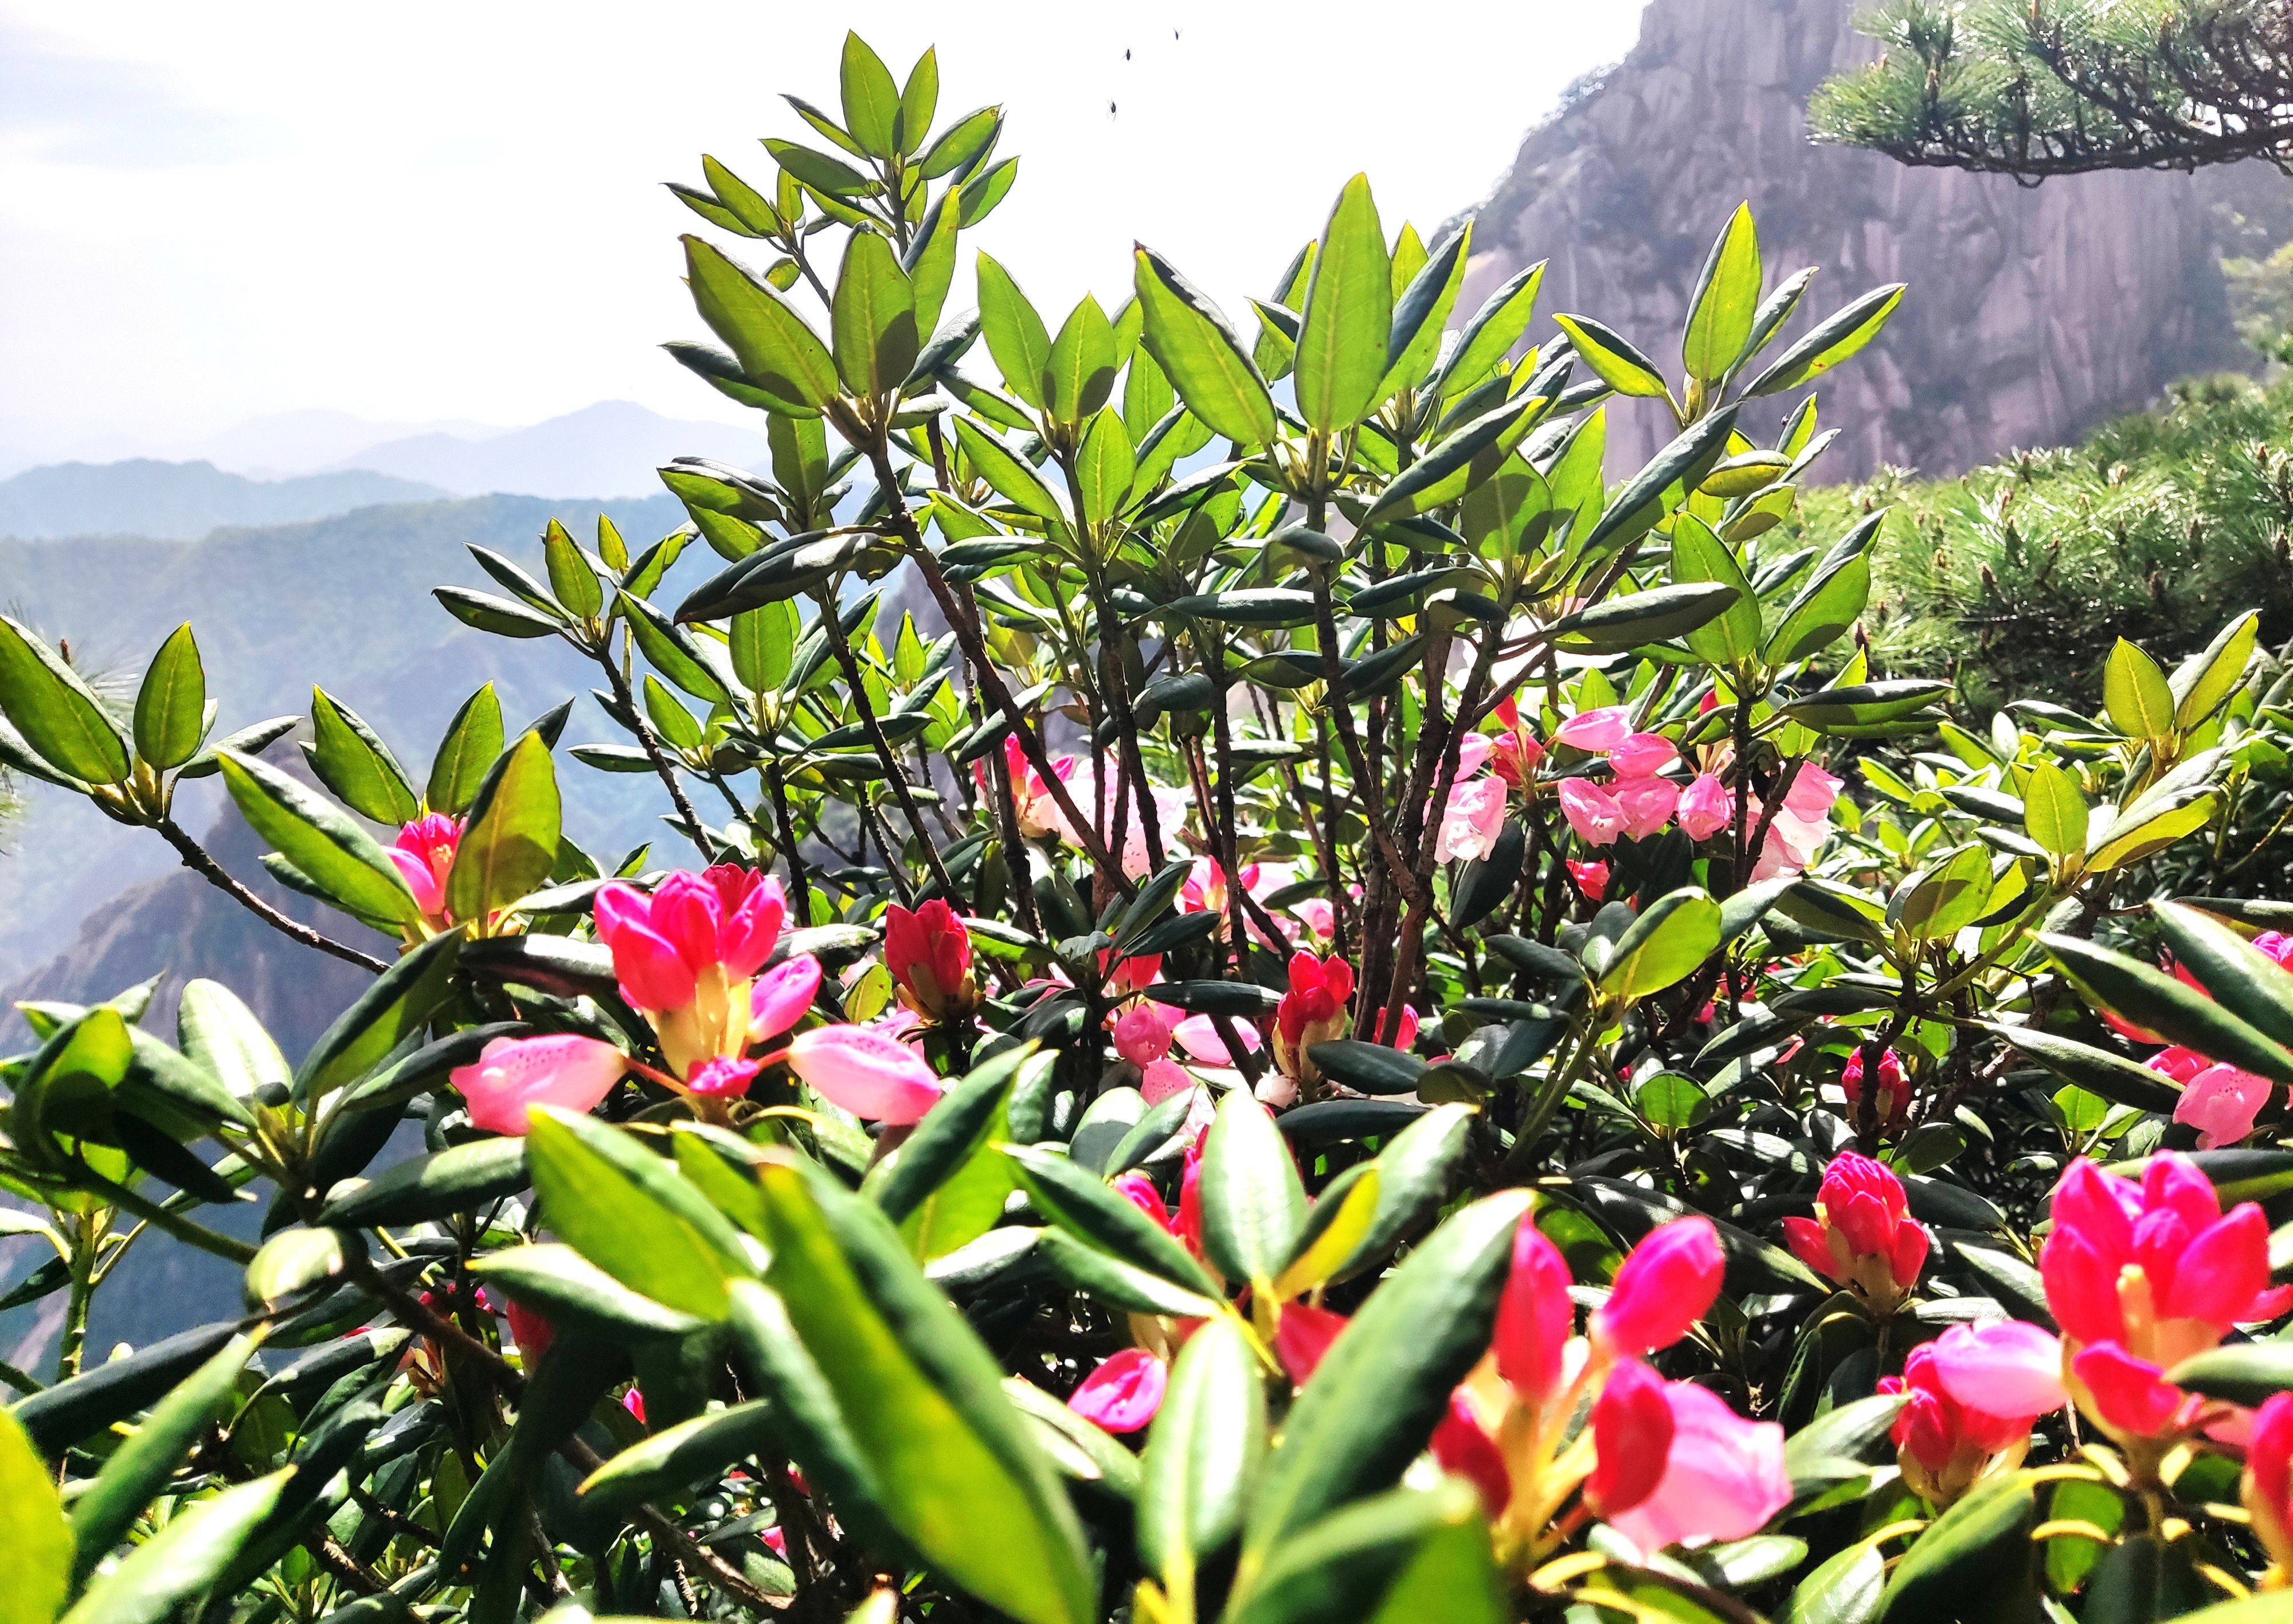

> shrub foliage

[{"left": 8, "top": 32, "right": 2293, "bottom": 1624}]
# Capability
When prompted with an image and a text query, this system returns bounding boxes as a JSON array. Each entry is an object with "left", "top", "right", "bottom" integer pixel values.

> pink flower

[
  {"left": 1435, "top": 775, "right": 1509, "bottom": 863},
  {"left": 1112, "top": 1172, "right": 1173, "bottom": 1232},
  {"left": 1114, "top": 1001, "right": 1177, "bottom": 1066},
  {"left": 1559, "top": 778, "right": 1627, "bottom": 847},
  {"left": 1494, "top": 1219, "right": 1575, "bottom": 1410},
  {"left": 1554, "top": 707, "right": 1631, "bottom": 752},
  {"left": 1584, "top": 1357, "right": 1673, "bottom": 1519},
  {"left": 1607, "top": 733, "right": 1679, "bottom": 778},
  {"left": 749, "top": 954, "right": 823, "bottom": 1044},
  {"left": 1930, "top": 1318, "right": 2071, "bottom": 1421},
  {"left": 883, "top": 899, "right": 979, "bottom": 1022},
  {"left": 1364, "top": 1005, "right": 1419, "bottom": 1052},
  {"left": 1780, "top": 1151, "right": 1928, "bottom": 1311},
  {"left": 1453, "top": 733, "right": 1494, "bottom": 779},
  {"left": 1570, "top": 860, "right": 1609, "bottom": 900},
  {"left": 2245, "top": 1393, "right": 2293, "bottom": 1572},
  {"left": 389, "top": 813, "right": 462, "bottom": 927},
  {"left": 686, "top": 1055, "right": 762, "bottom": 1098},
  {"left": 1782, "top": 762, "right": 1844, "bottom": 821},
  {"left": 1069, "top": 1348, "right": 1167, "bottom": 1433},
  {"left": 594, "top": 868, "right": 785, "bottom": 1077},
  {"left": 2147, "top": 1044, "right": 2210, "bottom": 1084},
  {"left": 1100, "top": 950, "right": 1162, "bottom": 998},
  {"left": 1678, "top": 774, "right": 1732, "bottom": 841},
  {"left": 1273, "top": 952, "right": 1355, "bottom": 1084},
  {"left": 2175, "top": 1063, "right": 2271, "bottom": 1148},
  {"left": 785, "top": 1024, "right": 943, "bottom": 1124},
  {"left": 1292, "top": 898, "right": 1336, "bottom": 940},
  {"left": 1171, "top": 1013, "right": 1260, "bottom": 1066},
  {"left": 1605, "top": 1380, "right": 1790, "bottom": 1551},
  {"left": 2072, "top": 1342, "right": 2188, "bottom": 1438},
  {"left": 1489, "top": 696, "right": 1545, "bottom": 788},
  {"left": 1610, "top": 775, "right": 1681, "bottom": 840},
  {"left": 450, "top": 1034, "right": 626, "bottom": 1136},
  {"left": 624, "top": 1388, "right": 647, "bottom": 1426},
  {"left": 1049, "top": 765, "right": 1192, "bottom": 879},
  {"left": 1883, "top": 1337, "right": 2042, "bottom": 1507},
  {"left": 1592, "top": 1216, "right": 1724, "bottom": 1357},
  {"left": 1430, "top": 1392, "right": 1512, "bottom": 1516},
  {"left": 1842, "top": 1046, "right": 1910, "bottom": 1129}
]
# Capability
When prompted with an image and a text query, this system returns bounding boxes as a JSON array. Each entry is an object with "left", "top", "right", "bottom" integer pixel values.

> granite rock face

[{"left": 1459, "top": 0, "right": 2253, "bottom": 478}]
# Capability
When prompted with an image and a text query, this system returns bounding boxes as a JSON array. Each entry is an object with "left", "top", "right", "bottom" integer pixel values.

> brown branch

[{"left": 155, "top": 817, "right": 390, "bottom": 974}]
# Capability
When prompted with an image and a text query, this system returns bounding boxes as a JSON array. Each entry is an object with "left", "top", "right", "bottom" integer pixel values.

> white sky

[{"left": 0, "top": 1, "right": 1645, "bottom": 464}]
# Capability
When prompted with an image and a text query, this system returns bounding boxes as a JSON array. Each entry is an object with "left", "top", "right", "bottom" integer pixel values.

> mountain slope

[
  {"left": 1458, "top": 0, "right": 2255, "bottom": 479},
  {"left": 0, "top": 459, "right": 443, "bottom": 541},
  {"left": 331, "top": 400, "right": 768, "bottom": 498},
  {"left": 0, "top": 492, "right": 687, "bottom": 1020}
]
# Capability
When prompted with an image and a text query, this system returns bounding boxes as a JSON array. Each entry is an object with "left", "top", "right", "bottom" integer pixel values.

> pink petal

[
  {"left": 2174, "top": 1064, "right": 2270, "bottom": 1151},
  {"left": 1930, "top": 1319, "right": 2068, "bottom": 1418},
  {"left": 389, "top": 846, "right": 445, "bottom": 916},
  {"left": 1611, "top": 775, "right": 1681, "bottom": 840},
  {"left": 1559, "top": 778, "right": 1627, "bottom": 847},
  {"left": 450, "top": 1035, "right": 626, "bottom": 1136},
  {"left": 1678, "top": 773, "right": 1732, "bottom": 840},
  {"left": 1068, "top": 1348, "right": 1167, "bottom": 1433},
  {"left": 1607, "top": 733, "right": 1679, "bottom": 778},
  {"left": 1593, "top": 1217, "right": 1724, "bottom": 1356},
  {"left": 1555, "top": 707, "right": 1631, "bottom": 752},
  {"left": 750, "top": 954, "right": 823, "bottom": 1043},
  {"left": 1606, "top": 1381, "right": 1790, "bottom": 1551},
  {"left": 786, "top": 1024, "right": 944, "bottom": 1124}
]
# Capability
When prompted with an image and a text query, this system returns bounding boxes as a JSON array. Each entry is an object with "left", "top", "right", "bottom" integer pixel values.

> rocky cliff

[{"left": 1460, "top": 0, "right": 2259, "bottom": 478}]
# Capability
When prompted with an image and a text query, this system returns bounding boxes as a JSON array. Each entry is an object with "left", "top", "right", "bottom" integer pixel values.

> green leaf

[
  {"left": 320, "top": 1136, "right": 531, "bottom": 1226},
  {"left": 1242, "top": 1189, "right": 1531, "bottom": 1561},
  {"left": 542, "top": 518, "right": 604, "bottom": 619},
  {"left": 896, "top": 48, "right": 938, "bottom": 155},
  {"left": 2103, "top": 637, "right": 2177, "bottom": 742},
  {"left": 1552, "top": 582, "right": 1744, "bottom": 655},
  {"left": 2021, "top": 760, "right": 2088, "bottom": 860},
  {"left": 1199, "top": 1089, "right": 1308, "bottom": 1288},
  {"left": 445, "top": 730, "right": 560, "bottom": 921},
  {"left": 1682, "top": 203, "right": 1762, "bottom": 382},
  {"left": 0, "top": 1408, "right": 71, "bottom": 1624},
  {"left": 243, "top": 1224, "right": 359, "bottom": 1310},
  {"left": 1293, "top": 174, "right": 1391, "bottom": 433},
  {"left": 472, "top": 1244, "right": 704, "bottom": 1343},
  {"left": 1137, "top": 1315, "right": 1265, "bottom": 1588},
  {"left": 1975, "top": 1022, "right": 2180, "bottom": 1113},
  {"left": 872, "top": 1048, "right": 1038, "bottom": 1261},
  {"left": 306, "top": 688, "right": 420, "bottom": 825},
  {"left": 577, "top": 1399, "right": 781, "bottom": 1515},
  {"left": 1669, "top": 515, "right": 1761, "bottom": 668},
  {"left": 832, "top": 230, "right": 920, "bottom": 402},
  {"left": 2040, "top": 932, "right": 2293, "bottom": 1088},
  {"left": 68, "top": 1332, "right": 256, "bottom": 1584},
  {"left": 1764, "top": 553, "right": 1873, "bottom": 667},
  {"left": 1003, "top": 1144, "right": 1222, "bottom": 1301},
  {"left": 0, "top": 615, "right": 130, "bottom": 785},
  {"left": 60, "top": 1469, "right": 289, "bottom": 1624},
  {"left": 1573, "top": 408, "right": 1738, "bottom": 565},
  {"left": 1360, "top": 394, "right": 1544, "bottom": 525},
  {"left": 919, "top": 107, "right": 1000, "bottom": 181},
  {"left": 526, "top": 1109, "right": 752, "bottom": 1320},
  {"left": 838, "top": 32, "right": 901, "bottom": 158},
  {"left": 1601, "top": 887, "right": 1723, "bottom": 1001},
  {"left": 1874, "top": 1470, "right": 2034, "bottom": 1623},
  {"left": 1043, "top": 295, "right": 1118, "bottom": 426},
  {"left": 684, "top": 235, "right": 838, "bottom": 415},
  {"left": 1742, "top": 283, "right": 1906, "bottom": 397},
  {"left": 426, "top": 683, "right": 504, "bottom": 814},
  {"left": 2170, "top": 1340, "right": 2293, "bottom": 1406},
  {"left": 976, "top": 250, "right": 1052, "bottom": 410},
  {"left": 1075, "top": 408, "right": 1136, "bottom": 529},
  {"left": 2153, "top": 899, "right": 2293, "bottom": 1055},
  {"left": 1133, "top": 245, "right": 1277, "bottom": 448},
  {"left": 132, "top": 624, "right": 206, "bottom": 770},
  {"left": 1554, "top": 313, "right": 1668, "bottom": 398},
  {"left": 1438, "top": 259, "right": 1544, "bottom": 396},
  {"left": 1380, "top": 222, "right": 1469, "bottom": 401},
  {"left": 731, "top": 1158, "right": 1095, "bottom": 1624},
  {"left": 2174, "top": 609, "right": 2260, "bottom": 730},
  {"left": 950, "top": 417, "right": 1067, "bottom": 529},
  {"left": 1232, "top": 1481, "right": 1497, "bottom": 1624},
  {"left": 294, "top": 930, "right": 459, "bottom": 1105},
  {"left": 217, "top": 748, "right": 418, "bottom": 928}
]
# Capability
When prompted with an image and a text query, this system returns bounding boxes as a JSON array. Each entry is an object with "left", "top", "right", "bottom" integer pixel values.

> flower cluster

[{"left": 1781, "top": 1151, "right": 1928, "bottom": 1313}]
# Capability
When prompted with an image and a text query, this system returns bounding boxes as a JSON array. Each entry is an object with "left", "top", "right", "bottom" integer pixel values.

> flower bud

[
  {"left": 1592, "top": 1216, "right": 1724, "bottom": 1357},
  {"left": 883, "top": 899, "right": 980, "bottom": 1022}
]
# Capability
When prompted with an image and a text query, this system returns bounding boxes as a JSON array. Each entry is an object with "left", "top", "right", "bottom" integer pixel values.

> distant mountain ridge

[
  {"left": 0, "top": 459, "right": 443, "bottom": 542},
  {"left": 320, "top": 400, "right": 768, "bottom": 500}
]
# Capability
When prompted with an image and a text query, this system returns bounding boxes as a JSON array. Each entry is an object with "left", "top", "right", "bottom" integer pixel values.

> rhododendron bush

[{"left": 12, "top": 35, "right": 2293, "bottom": 1624}]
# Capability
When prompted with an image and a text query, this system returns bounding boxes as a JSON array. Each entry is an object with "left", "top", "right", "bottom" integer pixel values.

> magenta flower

[
  {"left": 594, "top": 867, "right": 785, "bottom": 1077},
  {"left": 883, "top": 899, "right": 979, "bottom": 1022},
  {"left": 1928, "top": 1318, "right": 2071, "bottom": 1423},
  {"left": 390, "top": 813, "right": 463, "bottom": 930},
  {"left": 1068, "top": 1348, "right": 1166, "bottom": 1433},
  {"left": 1781, "top": 1151, "right": 1928, "bottom": 1311},
  {"left": 1592, "top": 1216, "right": 1724, "bottom": 1356},
  {"left": 1881, "top": 1338, "right": 2042, "bottom": 1507},
  {"left": 1493, "top": 1218, "right": 1574, "bottom": 1410},
  {"left": 749, "top": 954, "right": 823, "bottom": 1045},
  {"left": 2247, "top": 1393, "right": 2293, "bottom": 1573},
  {"left": 449, "top": 1034, "right": 626, "bottom": 1136},
  {"left": 1583, "top": 1357, "right": 1673, "bottom": 1520}
]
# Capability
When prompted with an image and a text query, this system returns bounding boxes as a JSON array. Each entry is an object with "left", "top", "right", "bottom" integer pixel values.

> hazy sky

[{"left": 0, "top": 2, "right": 1645, "bottom": 464}]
